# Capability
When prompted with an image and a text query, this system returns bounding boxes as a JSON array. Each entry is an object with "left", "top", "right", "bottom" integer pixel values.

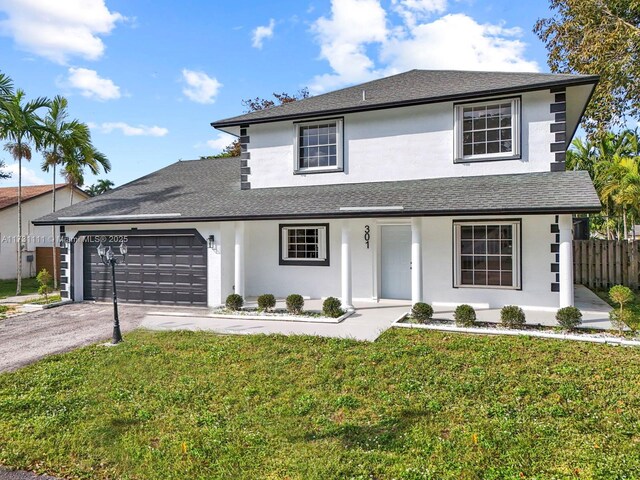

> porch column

[
  {"left": 341, "top": 221, "right": 354, "bottom": 311},
  {"left": 234, "top": 221, "right": 245, "bottom": 297},
  {"left": 411, "top": 217, "right": 423, "bottom": 304},
  {"left": 559, "top": 215, "right": 574, "bottom": 307}
]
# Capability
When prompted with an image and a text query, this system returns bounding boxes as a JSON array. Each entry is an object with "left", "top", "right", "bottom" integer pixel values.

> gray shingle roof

[
  {"left": 212, "top": 70, "right": 599, "bottom": 128},
  {"left": 33, "top": 158, "right": 601, "bottom": 226}
]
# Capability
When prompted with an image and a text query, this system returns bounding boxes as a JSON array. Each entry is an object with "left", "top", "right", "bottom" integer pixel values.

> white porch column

[
  {"left": 234, "top": 221, "right": 245, "bottom": 297},
  {"left": 341, "top": 221, "right": 354, "bottom": 311},
  {"left": 559, "top": 215, "right": 574, "bottom": 307},
  {"left": 411, "top": 217, "right": 423, "bottom": 304}
]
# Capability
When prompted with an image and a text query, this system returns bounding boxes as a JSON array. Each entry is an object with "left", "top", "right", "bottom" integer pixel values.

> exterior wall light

[{"left": 208, "top": 235, "right": 215, "bottom": 248}]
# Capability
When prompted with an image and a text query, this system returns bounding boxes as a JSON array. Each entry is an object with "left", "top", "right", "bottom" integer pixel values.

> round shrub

[
  {"left": 556, "top": 306, "right": 582, "bottom": 330},
  {"left": 454, "top": 304, "right": 476, "bottom": 327},
  {"left": 609, "top": 285, "right": 634, "bottom": 308},
  {"left": 286, "top": 294, "right": 305, "bottom": 314},
  {"left": 257, "top": 293, "right": 276, "bottom": 311},
  {"left": 411, "top": 302, "right": 434, "bottom": 323},
  {"left": 225, "top": 293, "right": 244, "bottom": 311},
  {"left": 500, "top": 305, "right": 525, "bottom": 328},
  {"left": 323, "top": 297, "right": 344, "bottom": 318}
]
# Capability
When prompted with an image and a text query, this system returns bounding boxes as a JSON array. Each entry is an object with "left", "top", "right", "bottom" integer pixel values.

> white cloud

[
  {"left": 93, "top": 122, "right": 168, "bottom": 137},
  {"left": 0, "top": 0, "right": 124, "bottom": 63},
  {"left": 309, "top": 1, "right": 539, "bottom": 93},
  {"left": 67, "top": 67, "right": 121, "bottom": 101},
  {"left": 1, "top": 163, "right": 47, "bottom": 186},
  {"left": 181, "top": 69, "right": 222, "bottom": 104},
  {"left": 381, "top": 14, "right": 539, "bottom": 73},
  {"left": 205, "top": 133, "right": 236, "bottom": 152},
  {"left": 252, "top": 18, "right": 275, "bottom": 49},
  {"left": 310, "top": 0, "right": 388, "bottom": 93}
]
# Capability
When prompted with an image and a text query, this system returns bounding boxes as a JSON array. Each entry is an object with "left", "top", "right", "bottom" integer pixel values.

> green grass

[
  {"left": 0, "top": 277, "right": 40, "bottom": 299},
  {"left": 591, "top": 287, "right": 640, "bottom": 330},
  {"left": 22, "top": 294, "right": 62, "bottom": 305},
  {"left": 0, "top": 305, "right": 11, "bottom": 319},
  {"left": 2, "top": 329, "right": 640, "bottom": 479}
]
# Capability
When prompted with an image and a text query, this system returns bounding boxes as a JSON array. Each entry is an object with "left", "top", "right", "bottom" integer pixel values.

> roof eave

[
  {"left": 33, "top": 204, "right": 602, "bottom": 226},
  {"left": 211, "top": 76, "right": 600, "bottom": 129}
]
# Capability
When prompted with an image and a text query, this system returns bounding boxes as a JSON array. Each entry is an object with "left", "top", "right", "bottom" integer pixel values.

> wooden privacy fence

[{"left": 573, "top": 240, "right": 639, "bottom": 290}]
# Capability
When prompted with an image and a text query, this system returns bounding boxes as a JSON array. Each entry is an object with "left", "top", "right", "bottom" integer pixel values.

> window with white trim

[
  {"left": 454, "top": 221, "right": 520, "bottom": 289},
  {"left": 279, "top": 224, "right": 329, "bottom": 266},
  {"left": 454, "top": 98, "right": 520, "bottom": 162},
  {"left": 294, "top": 119, "right": 343, "bottom": 172}
]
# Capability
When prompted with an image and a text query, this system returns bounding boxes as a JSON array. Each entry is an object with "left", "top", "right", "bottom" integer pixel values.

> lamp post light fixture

[{"left": 97, "top": 240, "right": 128, "bottom": 344}]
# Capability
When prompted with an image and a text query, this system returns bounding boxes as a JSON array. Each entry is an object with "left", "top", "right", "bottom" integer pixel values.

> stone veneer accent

[
  {"left": 59, "top": 226, "right": 72, "bottom": 299},
  {"left": 549, "top": 87, "right": 567, "bottom": 172},
  {"left": 239, "top": 124, "right": 251, "bottom": 190},
  {"left": 550, "top": 215, "right": 560, "bottom": 292}
]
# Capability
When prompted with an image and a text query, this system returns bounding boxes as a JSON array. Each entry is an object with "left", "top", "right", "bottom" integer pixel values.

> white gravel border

[{"left": 392, "top": 313, "right": 640, "bottom": 347}]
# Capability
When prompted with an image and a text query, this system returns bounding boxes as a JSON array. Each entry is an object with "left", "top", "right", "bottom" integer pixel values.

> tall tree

[
  {"left": 204, "top": 89, "right": 310, "bottom": 159},
  {"left": 41, "top": 96, "right": 92, "bottom": 288},
  {"left": 0, "top": 89, "right": 50, "bottom": 294},
  {"left": 534, "top": 0, "right": 640, "bottom": 135},
  {"left": 62, "top": 144, "right": 111, "bottom": 204}
]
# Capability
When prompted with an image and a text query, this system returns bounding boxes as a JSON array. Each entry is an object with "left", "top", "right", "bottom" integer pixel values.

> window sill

[
  {"left": 294, "top": 167, "right": 343, "bottom": 175},
  {"left": 453, "top": 284, "right": 521, "bottom": 291},
  {"left": 454, "top": 154, "right": 521, "bottom": 164},
  {"left": 279, "top": 259, "right": 330, "bottom": 267}
]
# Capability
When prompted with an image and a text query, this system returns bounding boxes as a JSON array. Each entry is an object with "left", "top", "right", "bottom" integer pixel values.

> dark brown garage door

[{"left": 83, "top": 232, "right": 207, "bottom": 306}]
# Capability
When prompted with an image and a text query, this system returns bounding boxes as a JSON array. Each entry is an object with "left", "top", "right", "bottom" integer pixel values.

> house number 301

[{"left": 364, "top": 225, "right": 370, "bottom": 249}]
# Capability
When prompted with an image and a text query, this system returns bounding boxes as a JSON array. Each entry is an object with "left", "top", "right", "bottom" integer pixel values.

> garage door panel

[{"left": 83, "top": 233, "right": 207, "bottom": 306}]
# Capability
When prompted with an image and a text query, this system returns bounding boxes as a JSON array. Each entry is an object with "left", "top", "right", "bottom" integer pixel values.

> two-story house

[{"left": 34, "top": 70, "right": 601, "bottom": 314}]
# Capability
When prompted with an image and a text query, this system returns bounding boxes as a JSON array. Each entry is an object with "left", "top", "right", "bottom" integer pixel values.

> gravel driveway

[{"left": 0, "top": 302, "right": 151, "bottom": 373}]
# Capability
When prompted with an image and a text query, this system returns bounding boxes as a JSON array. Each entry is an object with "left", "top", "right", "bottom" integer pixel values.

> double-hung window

[
  {"left": 454, "top": 98, "right": 520, "bottom": 162},
  {"left": 454, "top": 220, "right": 521, "bottom": 289},
  {"left": 279, "top": 224, "right": 330, "bottom": 266},
  {"left": 294, "top": 119, "right": 343, "bottom": 173}
]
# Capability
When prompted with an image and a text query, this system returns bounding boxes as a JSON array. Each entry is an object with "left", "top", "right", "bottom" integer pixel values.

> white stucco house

[
  {"left": 34, "top": 70, "right": 601, "bottom": 312},
  {"left": 0, "top": 184, "right": 88, "bottom": 279}
]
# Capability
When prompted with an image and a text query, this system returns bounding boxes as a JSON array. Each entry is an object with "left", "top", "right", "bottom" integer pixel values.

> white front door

[{"left": 380, "top": 225, "right": 412, "bottom": 300}]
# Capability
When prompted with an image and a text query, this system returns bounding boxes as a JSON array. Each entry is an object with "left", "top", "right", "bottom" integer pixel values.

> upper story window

[
  {"left": 294, "top": 119, "right": 343, "bottom": 173},
  {"left": 454, "top": 98, "right": 520, "bottom": 162}
]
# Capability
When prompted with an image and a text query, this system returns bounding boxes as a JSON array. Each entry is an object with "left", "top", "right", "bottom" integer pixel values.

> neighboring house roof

[
  {"left": 212, "top": 69, "right": 599, "bottom": 128},
  {"left": 0, "top": 184, "right": 88, "bottom": 212},
  {"left": 33, "top": 158, "right": 602, "bottom": 226}
]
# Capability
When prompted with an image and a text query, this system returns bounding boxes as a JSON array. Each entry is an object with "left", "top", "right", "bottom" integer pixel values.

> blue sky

[{"left": 0, "top": 0, "right": 555, "bottom": 188}]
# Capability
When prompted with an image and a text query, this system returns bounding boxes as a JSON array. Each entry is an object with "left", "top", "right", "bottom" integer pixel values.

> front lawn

[
  {"left": 1, "top": 329, "right": 640, "bottom": 479},
  {"left": 0, "top": 277, "right": 40, "bottom": 299}
]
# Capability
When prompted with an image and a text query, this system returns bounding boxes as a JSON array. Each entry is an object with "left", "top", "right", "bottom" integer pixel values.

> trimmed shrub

[
  {"left": 286, "top": 294, "right": 305, "bottom": 315},
  {"left": 225, "top": 293, "right": 244, "bottom": 311},
  {"left": 610, "top": 309, "right": 633, "bottom": 335},
  {"left": 323, "top": 297, "right": 344, "bottom": 318},
  {"left": 556, "top": 306, "right": 582, "bottom": 330},
  {"left": 411, "top": 302, "right": 434, "bottom": 324},
  {"left": 500, "top": 305, "right": 526, "bottom": 328},
  {"left": 257, "top": 293, "right": 276, "bottom": 312},
  {"left": 454, "top": 304, "right": 476, "bottom": 327},
  {"left": 36, "top": 268, "right": 53, "bottom": 303}
]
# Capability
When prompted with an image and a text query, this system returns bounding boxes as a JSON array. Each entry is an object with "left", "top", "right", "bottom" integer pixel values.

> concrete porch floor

[{"left": 140, "top": 285, "right": 615, "bottom": 341}]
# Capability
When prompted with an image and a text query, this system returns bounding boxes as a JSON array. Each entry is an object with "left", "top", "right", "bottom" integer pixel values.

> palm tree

[
  {"left": 0, "top": 72, "right": 13, "bottom": 99},
  {"left": 62, "top": 143, "right": 111, "bottom": 204},
  {"left": 96, "top": 178, "right": 114, "bottom": 194},
  {"left": 0, "top": 89, "right": 50, "bottom": 294},
  {"left": 41, "top": 96, "right": 92, "bottom": 288}
]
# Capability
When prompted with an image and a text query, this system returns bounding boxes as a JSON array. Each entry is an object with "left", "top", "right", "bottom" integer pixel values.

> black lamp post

[{"left": 97, "top": 241, "right": 127, "bottom": 344}]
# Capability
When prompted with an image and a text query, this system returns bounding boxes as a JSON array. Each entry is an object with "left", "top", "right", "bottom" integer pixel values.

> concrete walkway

[
  {"left": 142, "top": 299, "right": 410, "bottom": 341},
  {"left": 142, "top": 286, "right": 616, "bottom": 339}
]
